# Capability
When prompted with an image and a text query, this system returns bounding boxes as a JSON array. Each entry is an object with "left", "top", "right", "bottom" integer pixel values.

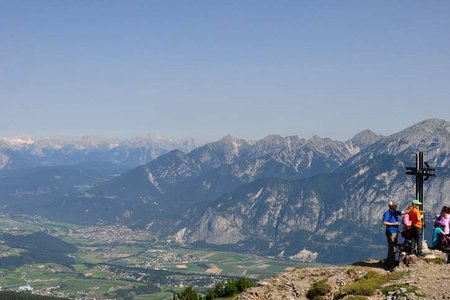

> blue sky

[{"left": 1, "top": 1, "right": 449, "bottom": 141}]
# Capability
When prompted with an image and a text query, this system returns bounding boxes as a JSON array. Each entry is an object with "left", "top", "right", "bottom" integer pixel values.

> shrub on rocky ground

[
  {"left": 306, "top": 279, "right": 332, "bottom": 300},
  {"left": 381, "top": 283, "right": 425, "bottom": 299},
  {"left": 333, "top": 270, "right": 403, "bottom": 299}
]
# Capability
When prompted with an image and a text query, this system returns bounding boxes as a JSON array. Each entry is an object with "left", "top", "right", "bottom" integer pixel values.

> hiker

[
  {"left": 434, "top": 206, "right": 450, "bottom": 234},
  {"left": 401, "top": 204, "right": 413, "bottom": 240},
  {"left": 399, "top": 204, "right": 414, "bottom": 253},
  {"left": 409, "top": 199, "right": 426, "bottom": 257},
  {"left": 431, "top": 220, "right": 450, "bottom": 263},
  {"left": 383, "top": 201, "right": 405, "bottom": 268}
]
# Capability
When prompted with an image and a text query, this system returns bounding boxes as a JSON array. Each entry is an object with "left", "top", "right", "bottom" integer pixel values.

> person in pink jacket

[
  {"left": 401, "top": 205, "right": 413, "bottom": 240},
  {"left": 435, "top": 206, "right": 450, "bottom": 235}
]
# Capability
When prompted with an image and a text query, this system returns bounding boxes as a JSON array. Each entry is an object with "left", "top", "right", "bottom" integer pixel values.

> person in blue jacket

[{"left": 383, "top": 201, "right": 406, "bottom": 269}]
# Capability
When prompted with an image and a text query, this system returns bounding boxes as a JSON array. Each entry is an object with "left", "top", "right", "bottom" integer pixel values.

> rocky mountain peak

[
  {"left": 308, "top": 134, "right": 323, "bottom": 141},
  {"left": 188, "top": 135, "right": 246, "bottom": 167},
  {"left": 218, "top": 134, "right": 239, "bottom": 144},
  {"left": 305, "top": 135, "right": 343, "bottom": 152},
  {"left": 200, "top": 135, "right": 245, "bottom": 153},
  {"left": 305, "top": 135, "right": 326, "bottom": 147},
  {"left": 160, "top": 149, "right": 187, "bottom": 160},
  {"left": 397, "top": 118, "right": 450, "bottom": 138},
  {"left": 252, "top": 135, "right": 304, "bottom": 151},
  {"left": 400, "top": 118, "right": 448, "bottom": 136},
  {"left": 412, "top": 118, "right": 449, "bottom": 130},
  {"left": 259, "top": 135, "right": 285, "bottom": 143},
  {"left": 350, "top": 129, "right": 382, "bottom": 149},
  {"left": 380, "top": 118, "right": 450, "bottom": 155}
]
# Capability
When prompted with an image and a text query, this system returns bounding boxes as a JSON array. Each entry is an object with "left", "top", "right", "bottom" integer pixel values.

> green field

[
  {"left": 0, "top": 215, "right": 306, "bottom": 299},
  {"left": 163, "top": 249, "right": 303, "bottom": 279}
]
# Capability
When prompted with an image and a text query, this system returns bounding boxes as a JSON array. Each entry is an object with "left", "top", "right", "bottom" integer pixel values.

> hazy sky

[{"left": 1, "top": 1, "right": 449, "bottom": 141}]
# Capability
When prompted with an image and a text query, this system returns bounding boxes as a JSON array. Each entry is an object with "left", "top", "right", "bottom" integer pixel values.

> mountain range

[
  {"left": 0, "top": 119, "right": 448, "bottom": 264},
  {"left": 0, "top": 135, "right": 197, "bottom": 170}
]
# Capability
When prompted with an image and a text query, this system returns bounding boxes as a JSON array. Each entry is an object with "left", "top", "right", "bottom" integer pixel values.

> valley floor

[{"left": 0, "top": 215, "right": 304, "bottom": 299}]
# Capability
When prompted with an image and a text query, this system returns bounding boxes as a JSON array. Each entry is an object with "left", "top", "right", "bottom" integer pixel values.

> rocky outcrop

[{"left": 236, "top": 252, "right": 450, "bottom": 300}]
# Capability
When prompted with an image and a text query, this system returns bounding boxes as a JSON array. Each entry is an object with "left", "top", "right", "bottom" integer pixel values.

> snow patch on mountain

[
  {"left": 0, "top": 136, "right": 35, "bottom": 148},
  {"left": 345, "top": 142, "right": 360, "bottom": 156},
  {"left": 144, "top": 168, "right": 161, "bottom": 191},
  {"left": 248, "top": 188, "right": 263, "bottom": 202},
  {"left": 0, "top": 135, "right": 199, "bottom": 170},
  {"left": 202, "top": 180, "right": 211, "bottom": 190},
  {"left": 357, "top": 167, "right": 369, "bottom": 176},
  {"left": 376, "top": 169, "right": 398, "bottom": 185},
  {"left": 0, "top": 153, "right": 10, "bottom": 169}
]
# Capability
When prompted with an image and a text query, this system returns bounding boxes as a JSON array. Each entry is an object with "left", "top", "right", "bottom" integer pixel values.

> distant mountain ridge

[
  {"left": 84, "top": 129, "right": 377, "bottom": 220},
  {"left": 0, "top": 119, "right": 448, "bottom": 264},
  {"left": 0, "top": 135, "right": 198, "bottom": 170}
]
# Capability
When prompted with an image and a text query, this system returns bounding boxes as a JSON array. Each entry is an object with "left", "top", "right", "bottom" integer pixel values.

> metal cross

[{"left": 405, "top": 151, "right": 435, "bottom": 211}]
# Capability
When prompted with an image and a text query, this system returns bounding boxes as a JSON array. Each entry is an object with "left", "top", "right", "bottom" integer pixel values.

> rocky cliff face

[{"left": 174, "top": 119, "right": 450, "bottom": 263}]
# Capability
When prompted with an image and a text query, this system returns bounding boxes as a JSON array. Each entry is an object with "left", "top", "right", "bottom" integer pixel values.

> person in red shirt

[{"left": 409, "top": 199, "right": 425, "bottom": 256}]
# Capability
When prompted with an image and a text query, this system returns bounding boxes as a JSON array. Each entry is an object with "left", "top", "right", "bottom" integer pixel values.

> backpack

[{"left": 399, "top": 239, "right": 413, "bottom": 254}]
